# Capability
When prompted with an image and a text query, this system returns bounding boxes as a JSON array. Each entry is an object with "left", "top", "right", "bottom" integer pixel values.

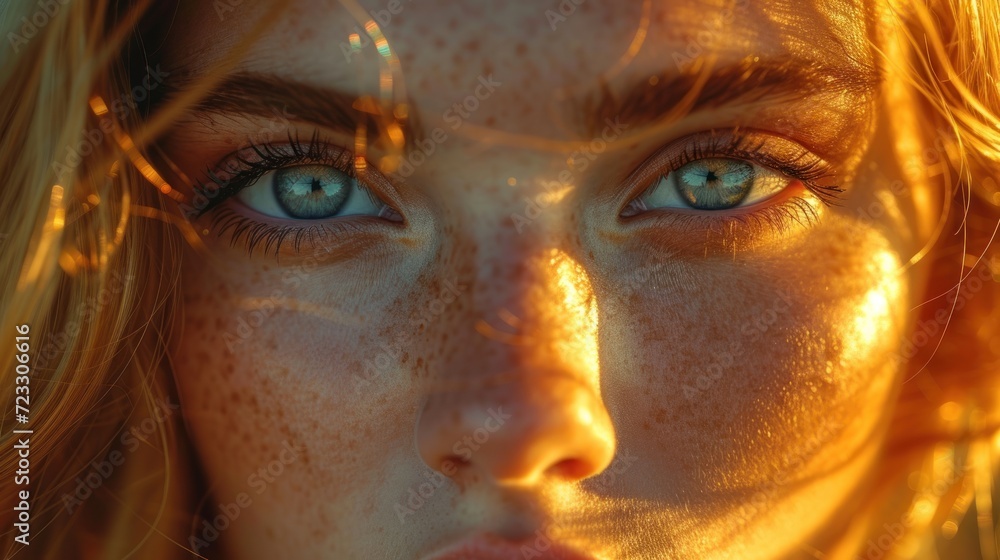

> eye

[
  {"left": 636, "top": 157, "right": 788, "bottom": 212},
  {"left": 236, "top": 164, "right": 385, "bottom": 220},
  {"left": 620, "top": 131, "right": 841, "bottom": 219}
]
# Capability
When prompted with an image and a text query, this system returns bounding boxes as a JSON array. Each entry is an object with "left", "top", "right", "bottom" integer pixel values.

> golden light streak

[
  {"left": 88, "top": 95, "right": 109, "bottom": 116},
  {"left": 845, "top": 249, "right": 902, "bottom": 360},
  {"left": 548, "top": 249, "right": 600, "bottom": 388},
  {"left": 89, "top": 95, "right": 184, "bottom": 203},
  {"left": 385, "top": 121, "right": 405, "bottom": 147},
  {"left": 354, "top": 120, "right": 368, "bottom": 173},
  {"left": 598, "top": 0, "right": 651, "bottom": 83},
  {"left": 113, "top": 188, "right": 130, "bottom": 248},
  {"left": 112, "top": 128, "right": 184, "bottom": 201},
  {"left": 18, "top": 185, "right": 66, "bottom": 288},
  {"left": 972, "top": 439, "right": 997, "bottom": 558},
  {"left": 129, "top": 205, "right": 205, "bottom": 253},
  {"left": 537, "top": 182, "right": 574, "bottom": 205},
  {"left": 231, "top": 297, "right": 364, "bottom": 328}
]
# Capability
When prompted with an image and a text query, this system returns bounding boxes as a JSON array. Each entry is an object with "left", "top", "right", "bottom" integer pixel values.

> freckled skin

[{"left": 163, "top": 1, "right": 936, "bottom": 559}]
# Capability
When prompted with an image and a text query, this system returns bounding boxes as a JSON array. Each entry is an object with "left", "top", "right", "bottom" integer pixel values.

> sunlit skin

[{"left": 159, "top": 0, "right": 939, "bottom": 558}]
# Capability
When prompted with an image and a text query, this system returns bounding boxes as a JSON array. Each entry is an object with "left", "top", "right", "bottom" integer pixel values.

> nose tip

[{"left": 416, "top": 374, "right": 616, "bottom": 486}]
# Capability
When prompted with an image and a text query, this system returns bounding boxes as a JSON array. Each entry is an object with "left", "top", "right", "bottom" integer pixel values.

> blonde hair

[{"left": 0, "top": 1, "right": 996, "bottom": 558}]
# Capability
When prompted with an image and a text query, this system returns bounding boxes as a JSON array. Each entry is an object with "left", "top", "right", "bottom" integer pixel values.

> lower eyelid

[
  {"left": 618, "top": 186, "right": 825, "bottom": 251},
  {"left": 201, "top": 204, "right": 399, "bottom": 260}
]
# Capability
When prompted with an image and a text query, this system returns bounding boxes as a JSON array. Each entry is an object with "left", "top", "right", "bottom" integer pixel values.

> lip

[{"left": 422, "top": 533, "right": 598, "bottom": 560}]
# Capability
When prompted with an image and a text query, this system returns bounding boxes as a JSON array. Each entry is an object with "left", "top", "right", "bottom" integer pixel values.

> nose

[{"left": 415, "top": 249, "right": 616, "bottom": 486}]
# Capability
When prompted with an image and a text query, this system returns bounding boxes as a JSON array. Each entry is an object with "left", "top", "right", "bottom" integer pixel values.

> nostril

[
  {"left": 550, "top": 458, "right": 593, "bottom": 480},
  {"left": 435, "top": 454, "right": 470, "bottom": 478}
]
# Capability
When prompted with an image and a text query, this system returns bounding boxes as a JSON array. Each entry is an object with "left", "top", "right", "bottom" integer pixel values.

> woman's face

[{"left": 161, "top": 1, "right": 936, "bottom": 558}]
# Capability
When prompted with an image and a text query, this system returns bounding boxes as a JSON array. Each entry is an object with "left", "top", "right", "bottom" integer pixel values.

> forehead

[{"left": 164, "top": 0, "right": 873, "bottom": 121}]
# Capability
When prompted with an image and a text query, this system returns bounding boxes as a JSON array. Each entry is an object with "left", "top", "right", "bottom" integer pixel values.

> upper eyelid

[
  {"left": 617, "top": 130, "right": 842, "bottom": 214},
  {"left": 192, "top": 136, "right": 356, "bottom": 218}
]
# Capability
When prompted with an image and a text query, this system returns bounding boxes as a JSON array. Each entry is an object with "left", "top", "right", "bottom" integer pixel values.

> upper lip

[{"left": 421, "top": 533, "right": 598, "bottom": 560}]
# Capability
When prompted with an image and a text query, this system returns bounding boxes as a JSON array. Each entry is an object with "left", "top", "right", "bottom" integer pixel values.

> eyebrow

[
  {"left": 167, "top": 57, "right": 879, "bottom": 151},
  {"left": 169, "top": 73, "right": 420, "bottom": 150},
  {"left": 580, "top": 57, "right": 881, "bottom": 137}
]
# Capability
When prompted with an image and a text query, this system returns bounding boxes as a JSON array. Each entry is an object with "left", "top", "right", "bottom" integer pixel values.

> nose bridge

[
  {"left": 416, "top": 239, "right": 616, "bottom": 485},
  {"left": 467, "top": 242, "right": 602, "bottom": 389}
]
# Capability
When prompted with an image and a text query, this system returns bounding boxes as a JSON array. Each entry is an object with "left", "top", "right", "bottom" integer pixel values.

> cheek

[
  {"left": 599, "top": 218, "right": 908, "bottom": 498},
  {"left": 170, "top": 249, "right": 428, "bottom": 553}
]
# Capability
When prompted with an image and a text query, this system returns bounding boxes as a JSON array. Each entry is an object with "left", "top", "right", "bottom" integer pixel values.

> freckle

[
  {"left": 433, "top": 37, "right": 445, "bottom": 48},
  {"left": 447, "top": 18, "right": 458, "bottom": 30},
  {"left": 515, "top": 42, "right": 527, "bottom": 55},
  {"left": 654, "top": 408, "right": 667, "bottom": 424},
  {"left": 485, "top": 116, "right": 496, "bottom": 126},
  {"left": 464, "top": 39, "right": 479, "bottom": 52}
]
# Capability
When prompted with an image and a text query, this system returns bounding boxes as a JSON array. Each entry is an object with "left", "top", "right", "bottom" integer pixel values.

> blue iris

[
  {"left": 273, "top": 165, "right": 352, "bottom": 219},
  {"left": 674, "top": 158, "right": 754, "bottom": 210}
]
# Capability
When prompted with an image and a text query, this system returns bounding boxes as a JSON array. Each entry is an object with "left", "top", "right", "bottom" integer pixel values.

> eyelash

[
  {"left": 622, "top": 131, "right": 844, "bottom": 239},
  {"left": 193, "top": 132, "right": 386, "bottom": 257},
  {"left": 660, "top": 132, "right": 843, "bottom": 206},
  {"left": 193, "top": 130, "right": 842, "bottom": 257}
]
